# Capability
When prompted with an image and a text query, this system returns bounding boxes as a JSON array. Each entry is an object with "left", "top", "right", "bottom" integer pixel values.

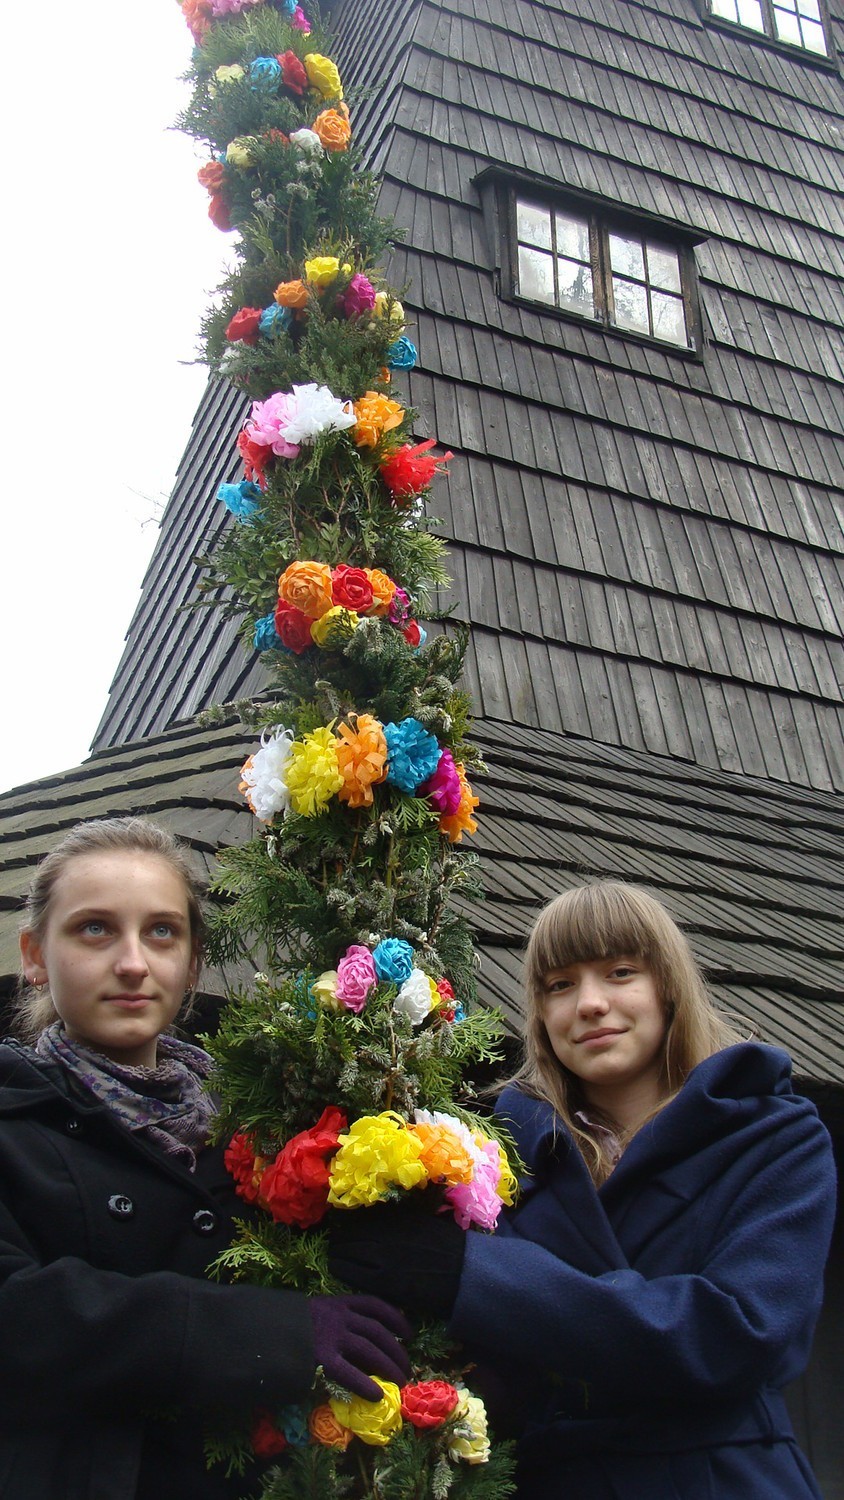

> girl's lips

[
  {"left": 576, "top": 1028, "right": 624, "bottom": 1045},
  {"left": 106, "top": 995, "right": 153, "bottom": 1008}
]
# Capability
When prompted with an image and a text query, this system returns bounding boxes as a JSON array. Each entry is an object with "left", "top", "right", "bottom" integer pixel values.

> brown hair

[
  {"left": 15, "top": 817, "right": 207, "bottom": 1042},
  {"left": 510, "top": 881, "right": 743, "bottom": 1182}
]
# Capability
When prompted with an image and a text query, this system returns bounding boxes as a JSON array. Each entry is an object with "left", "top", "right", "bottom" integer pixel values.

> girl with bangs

[{"left": 330, "top": 880, "right": 836, "bottom": 1499}]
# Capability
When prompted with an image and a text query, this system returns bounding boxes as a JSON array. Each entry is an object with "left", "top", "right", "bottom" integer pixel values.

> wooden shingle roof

[{"left": 2, "top": 716, "right": 841, "bottom": 1083}]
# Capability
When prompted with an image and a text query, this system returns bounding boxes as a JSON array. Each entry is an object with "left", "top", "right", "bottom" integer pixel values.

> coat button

[
  {"left": 192, "top": 1209, "right": 218, "bottom": 1235},
  {"left": 65, "top": 1118, "right": 82, "bottom": 1134},
  {"left": 107, "top": 1195, "right": 135, "bottom": 1219}
]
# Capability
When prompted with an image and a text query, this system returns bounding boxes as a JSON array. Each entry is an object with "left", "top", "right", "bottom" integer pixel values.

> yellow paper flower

[
  {"left": 365, "top": 569, "right": 397, "bottom": 616},
  {"left": 408, "top": 1120, "right": 475, "bottom": 1186},
  {"left": 438, "top": 763, "right": 479, "bottom": 843},
  {"left": 329, "top": 1380, "right": 402, "bottom": 1447},
  {"left": 311, "top": 970, "right": 341, "bottom": 1009},
  {"left": 373, "top": 291, "right": 405, "bottom": 329},
  {"left": 328, "top": 1112, "right": 426, "bottom": 1208},
  {"left": 494, "top": 1141, "right": 518, "bottom": 1206},
  {"left": 215, "top": 63, "right": 245, "bottom": 86},
  {"left": 309, "top": 1403, "right": 353, "bottom": 1449},
  {"left": 304, "top": 52, "right": 344, "bottom": 100},
  {"left": 226, "top": 136, "right": 254, "bottom": 168},
  {"left": 285, "top": 727, "right": 343, "bottom": 817},
  {"left": 310, "top": 606, "right": 360, "bottom": 648},
  {"left": 335, "top": 714, "right": 388, "bottom": 808},
  {"left": 447, "top": 1392, "right": 491, "bottom": 1465},
  {"left": 305, "top": 255, "right": 341, "bottom": 288},
  {"left": 354, "top": 391, "right": 405, "bottom": 448}
]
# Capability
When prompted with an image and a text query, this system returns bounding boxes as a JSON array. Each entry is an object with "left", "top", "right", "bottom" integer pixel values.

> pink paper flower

[
  {"left": 445, "top": 1138, "right": 505, "bottom": 1231},
  {"left": 292, "top": 4, "right": 311, "bottom": 31},
  {"left": 421, "top": 748, "right": 461, "bottom": 816},
  {"left": 335, "top": 943, "right": 377, "bottom": 1013},
  {"left": 341, "top": 273, "right": 376, "bottom": 319},
  {"left": 246, "top": 393, "right": 301, "bottom": 459}
]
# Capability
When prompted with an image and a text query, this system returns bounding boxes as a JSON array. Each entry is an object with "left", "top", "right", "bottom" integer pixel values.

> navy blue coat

[
  {"left": 451, "top": 1043, "right": 836, "bottom": 1499},
  {"left": 0, "top": 1040, "right": 315, "bottom": 1500}
]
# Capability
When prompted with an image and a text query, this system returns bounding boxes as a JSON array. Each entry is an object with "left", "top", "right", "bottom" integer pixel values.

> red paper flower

[
  {"left": 197, "top": 160, "right": 225, "bottom": 195},
  {"left": 250, "top": 1410, "right": 288, "bottom": 1457},
  {"left": 263, "top": 126, "right": 290, "bottom": 146},
  {"left": 278, "top": 49, "right": 308, "bottom": 95},
  {"left": 224, "top": 1131, "right": 265, "bottom": 1204},
  {"left": 332, "top": 564, "right": 374, "bottom": 614},
  {"left": 273, "top": 599, "right": 314, "bottom": 655},
  {"left": 237, "top": 430, "right": 269, "bottom": 487},
  {"left": 380, "top": 439, "right": 452, "bottom": 504},
  {"left": 400, "top": 1381, "right": 461, "bottom": 1429},
  {"left": 402, "top": 620, "right": 423, "bottom": 649},
  {"left": 260, "top": 1106, "right": 347, "bottom": 1228},
  {"left": 208, "top": 193, "right": 233, "bottom": 232},
  {"left": 226, "top": 307, "right": 262, "bottom": 345}
]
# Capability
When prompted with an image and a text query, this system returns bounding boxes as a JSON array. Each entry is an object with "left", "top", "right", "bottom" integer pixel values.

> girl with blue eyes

[
  {"left": 329, "top": 881, "right": 836, "bottom": 1499},
  {"left": 1, "top": 816, "right": 409, "bottom": 1500}
]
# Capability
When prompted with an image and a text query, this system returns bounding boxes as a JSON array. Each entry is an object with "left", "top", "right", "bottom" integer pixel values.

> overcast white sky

[{"left": 1, "top": 3, "right": 229, "bottom": 794}]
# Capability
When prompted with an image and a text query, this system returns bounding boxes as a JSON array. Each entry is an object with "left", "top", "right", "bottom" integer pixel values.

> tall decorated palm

[{"left": 175, "top": 1, "right": 519, "bottom": 1494}]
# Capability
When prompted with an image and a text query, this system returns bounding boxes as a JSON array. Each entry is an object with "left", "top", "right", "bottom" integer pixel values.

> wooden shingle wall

[{"left": 95, "top": 0, "right": 844, "bottom": 795}]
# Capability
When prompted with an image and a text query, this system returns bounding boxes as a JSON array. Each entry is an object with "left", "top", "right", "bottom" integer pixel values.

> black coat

[{"left": 0, "top": 1040, "right": 315, "bottom": 1500}]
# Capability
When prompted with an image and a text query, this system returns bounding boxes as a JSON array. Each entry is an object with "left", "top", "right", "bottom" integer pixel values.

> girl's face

[
  {"left": 541, "top": 954, "right": 667, "bottom": 1122},
  {"left": 20, "top": 851, "right": 197, "bottom": 1069}
]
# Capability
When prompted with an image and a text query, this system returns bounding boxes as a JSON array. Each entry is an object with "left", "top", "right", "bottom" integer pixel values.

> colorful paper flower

[
  {"left": 310, "top": 606, "right": 360, "bottom": 647},
  {"left": 217, "top": 480, "right": 261, "bottom": 520},
  {"left": 292, "top": 4, "right": 311, "bottom": 31},
  {"left": 225, "top": 306, "right": 262, "bottom": 345},
  {"left": 214, "top": 63, "right": 245, "bottom": 86},
  {"left": 400, "top": 1381, "right": 461, "bottom": 1429},
  {"left": 274, "top": 599, "right": 315, "bottom": 654},
  {"left": 380, "top": 439, "right": 452, "bottom": 502},
  {"left": 259, "top": 304, "right": 292, "bottom": 338},
  {"left": 328, "top": 1112, "right": 426, "bottom": 1208},
  {"left": 335, "top": 714, "right": 388, "bottom": 808},
  {"left": 197, "top": 159, "right": 226, "bottom": 194},
  {"left": 249, "top": 55, "right": 282, "bottom": 92},
  {"left": 289, "top": 126, "right": 323, "bottom": 155},
  {"left": 224, "top": 1131, "right": 267, "bottom": 1204},
  {"left": 181, "top": 0, "right": 213, "bottom": 43},
  {"left": 332, "top": 564, "right": 374, "bottom": 613},
  {"left": 335, "top": 943, "right": 378, "bottom": 1013},
  {"left": 408, "top": 1118, "right": 475, "bottom": 1187},
  {"left": 282, "top": 383, "right": 356, "bottom": 443},
  {"left": 259, "top": 1105, "right": 346, "bottom": 1228},
  {"left": 304, "top": 255, "right": 341, "bottom": 287},
  {"left": 340, "top": 273, "right": 376, "bottom": 319},
  {"left": 447, "top": 1392, "right": 490, "bottom": 1465},
  {"left": 277, "top": 1405, "right": 310, "bottom": 1447},
  {"left": 285, "top": 727, "right": 343, "bottom": 816},
  {"left": 274, "top": 278, "right": 309, "bottom": 309},
  {"left": 238, "top": 429, "right": 269, "bottom": 485},
  {"left": 394, "top": 968, "right": 440, "bottom": 1027},
  {"left": 246, "top": 392, "right": 301, "bottom": 459},
  {"left": 387, "top": 335, "right": 418, "bottom": 370},
  {"left": 445, "top": 1136, "right": 506, "bottom": 1231},
  {"left": 240, "top": 728, "right": 294, "bottom": 822},
  {"left": 253, "top": 613, "right": 283, "bottom": 652},
  {"left": 354, "top": 391, "right": 405, "bottom": 448},
  {"left": 278, "top": 561, "right": 334, "bottom": 619},
  {"left": 304, "top": 52, "right": 343, "bottom": 100},
  {"left": 438, "top": 763, "right": 479, "bottom": 842},
  {"left": 250, "top": 1410, "right": 287, "bottom": 1458},
  {"left": 208, "top": 193, "right": 233, "bottom": 231},
  {"left": 313, "top": 108, "right": 351, "bottom": 151},
  {"left": 373, "top": 291, "right": 405, "bottom": 328},
  {"left": 365, "top": 569, "right": 397, "bottom": 615},
  {"left": 310, "top": 970, "right": 340, "bottom": 1009},
  {"left": 384, "top": 718, "right": 441, "bottom": 794},
  {"left": 279, "top": 49, "right": 308, "bottom": 96},
  {"left": 387, "top": 586, "right": 412, "bottom": 626},
  {"left": 402, "top": 620, "right": 426, "bottom": 650},
  {"left": 372, "top": 937, "right": 414, "bottom": 986},
  {"left": 329, "top": 1380, "right": 402, "bottom": 1447},
  {"left": 421, "top": 747, "right": 462, "bottom": 816},
  {"left": 226, "top": 136, "right": 255, "bottom": 168},
  {"left": 308, "top": 1404, "right": 353, "bottom": 1450}
]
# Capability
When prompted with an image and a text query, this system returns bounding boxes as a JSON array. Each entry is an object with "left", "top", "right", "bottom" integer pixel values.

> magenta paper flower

[
  {"left": 335, "top": 944, "right": 377, "bottom": 1013},
  {"left": 421, "top": 748, "right": 461, "bottom": 816},
  {"left": 341, "top": 273, "right": 376, "bottom": 319},
  {"left": 445, "top": 1138, "right": 504, "bottom": 1231}
]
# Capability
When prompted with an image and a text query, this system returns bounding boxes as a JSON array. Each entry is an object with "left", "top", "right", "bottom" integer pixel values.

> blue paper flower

[
  {"left": 217, "top": 480, "right": 262, "bottom": 520},
  {"left": 278, "top": 0, "right": 298, "bottom": 12},
  {"left": 278, "top": 1404, "right": 310, "bottom": 1447},
  {"left": 372, "top": 938, "right": 415, "bottom": 986},
  {"left": 250, "top": 56, "right": 282, "bottom": 92},
  {"left": 253, "top": 613, "right": 284, "bottom": 652},
  {"left": 387, "top": 335, "right": 418, "bottom": 370},
  {"left": 383, "top": 718, "right": 441, "bottom": 794},
  {"left": 259, "top": 304, "right": 292, "bottom": 339}
]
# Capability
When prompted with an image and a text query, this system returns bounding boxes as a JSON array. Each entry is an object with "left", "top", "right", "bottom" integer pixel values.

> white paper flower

[
  {"left": 289, "top": 127, "right": 324, "bottom": 156},
  {"left": 447, "top": 1391, "right": 490, "bottom": 1465},
  {"left": 240, "top": 728, "right": 294, "bottom": 821},
  {"left": 393, "top": 968, "right": 436, "bottom": 1027},
  {"left": 279, "top": 383, "right": 356, "bottom": 445}
]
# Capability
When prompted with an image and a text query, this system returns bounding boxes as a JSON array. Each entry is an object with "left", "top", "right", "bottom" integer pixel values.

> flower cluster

[
  {"left": 311, "top": 938, "right": 463, "bottom": 1026},
  {"left": 227, "top": 1107, "right": 514, "bottom": 1230},
  {"left": 240, "top": 720, "right": 477, "bottom": 837},
  {"left": 261, "top": 560, "right": 425, "bottom": 657}
]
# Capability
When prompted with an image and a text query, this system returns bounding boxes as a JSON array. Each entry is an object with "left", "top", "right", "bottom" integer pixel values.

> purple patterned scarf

[{"left": 36, "top": 1022, "right": 217, "bottom": 1171}]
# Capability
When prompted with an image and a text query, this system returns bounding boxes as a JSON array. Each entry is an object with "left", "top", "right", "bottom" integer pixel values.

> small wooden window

[
  {"left": 708, "top": 0, "right": 830, "bottom": 55},
  {"left": 514, "top": 196, "right": 698, "bottom": 351}
]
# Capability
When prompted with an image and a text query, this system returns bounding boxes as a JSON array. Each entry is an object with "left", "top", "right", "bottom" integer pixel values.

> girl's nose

[
  {"left": 114, "top": 936, "right": 149, "bottom": 977},
  {"left": 576, "top": 977, "right": 609, "bottom": 1013}
]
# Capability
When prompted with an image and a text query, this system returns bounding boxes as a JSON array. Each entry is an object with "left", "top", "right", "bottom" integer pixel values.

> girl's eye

[
  {"left": 545, "top": 976, "right": 573, "bottom": 994},
  {"left": 81, "top": 920, "right": 106, "bottom": 937},
  {"left": 610, "top": 964, "right": 636, "bottom": 979},
  {"left": 151, "top": 923, "right": 175, "bottom": 939}
]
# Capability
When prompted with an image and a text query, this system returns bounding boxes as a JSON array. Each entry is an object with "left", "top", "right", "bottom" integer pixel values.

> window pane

[
  {"left": 800, "top": 17, "right": 828, "bottom": 49},
  {"left": 736, "top": 0, "right": 765, "bottom": 27},
  {"left": 651, "top": 291, "right": 687, "bottom": 346},
  {"left": 558, "top": 257, "right": 595, "bottom": 317},
  {"left": 773, "top": 6, "right": 802, "bottom": 41},
  {"left": 612, "top": 276, "right": 649, "bottom": 335},
  {"left": 711, "top": 0, "right": 739, "bottom": 17},
  {"left": 555, "top": 211, "right": 590, "bottom": 262},
  {"left": 609, "top": 233, "right": 645, "bottom": 281},
  {"left": 518, "top": 245, "right": 555, "bottom": 304},
  {"left": 646, "top": 243, "right": 682, "bottom": 293},
  {"left": 517, "top": 200, "right": 552, "bottom": 250},
  {"left": 799, "top": 0, "right": 821, "bottom": 19}
]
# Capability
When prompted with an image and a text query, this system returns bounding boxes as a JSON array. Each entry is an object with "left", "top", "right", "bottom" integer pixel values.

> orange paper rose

[
  {"left": 312, "top": 108, "right": 351, "bottom": 152},
  {"left": 409, "top": 1120, "right": 475, "bottom": 1186},
  {"left": 309, "top": 1404, "right": 354, "bottom": 1450},
  {"left": 365, "top": 568, "right": 397, "bottom": 616},
  {"left": 335, "top": 715, "right": 389, "bottom": 808},
  {"left": 354, "top": 392, "right": 405, "bottom": 448},
  {"left": 274, "top": 279, "right": 309, "bottom": 309},
  {"left": 278, "top": 561, "right": 334, "bottom": 619}
]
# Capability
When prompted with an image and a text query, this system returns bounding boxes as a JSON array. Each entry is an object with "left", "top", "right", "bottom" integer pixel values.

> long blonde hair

[
  {"left": 510, "top": 881, "right": 743, "bottom": 1182},
  {"left": 15, "top": 817, "right": 207, "bottom": 1043}
]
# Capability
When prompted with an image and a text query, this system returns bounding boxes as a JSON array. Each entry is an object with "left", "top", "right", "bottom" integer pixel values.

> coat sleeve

[
  {"left": 450, "top": 1107, "right": 836, "bottom": 1412},
  {"left": 0, "top": 1194, "right": 316, "bottom": 1421}
]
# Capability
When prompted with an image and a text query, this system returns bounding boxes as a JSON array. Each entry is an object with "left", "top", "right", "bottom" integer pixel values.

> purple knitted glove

[{"left": 309, "top": 1294, "right": 412, "bottom": 1401}]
